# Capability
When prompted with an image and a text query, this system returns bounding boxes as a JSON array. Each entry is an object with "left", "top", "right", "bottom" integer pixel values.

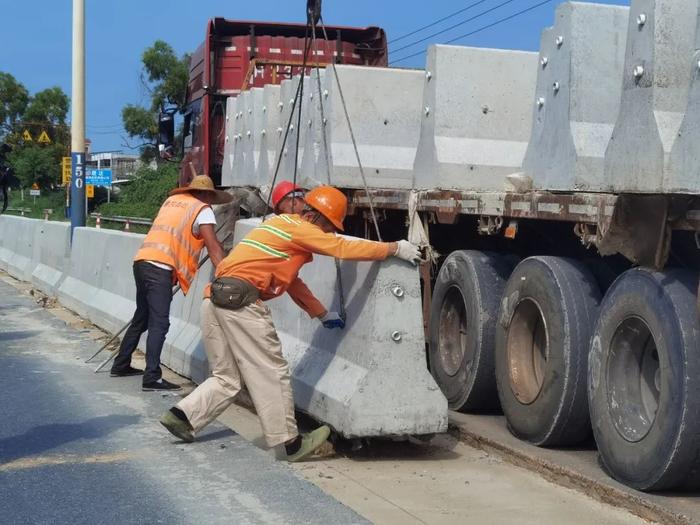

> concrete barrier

[
  {"left": 0, "top": 215, "right": 40, "bottom": 282},
  {"left": 222, "top": 96, "right": 247, "bottom": 187},
  {"left": 299, "top": 69, "right": 331, "bottom": 188},
  {"left": 605, "top": 0, "right": 700, "bottom": 192},
  {"left": 256, "top": 84, "right": 282, "bottom": 189},
  {"left": 31, "top": 220, "right": 71, "bottom": 295},
  {"left": 413, "top": 45, "right": 538, "bottom": 192},
  {"left": 161, "top": 258, "right": 214, "bottom": 384},
  {"left": 523, "top": 3, "right": 629, "bottom": 191},
  {"left": 231, "top": 218, "right": 448, "bottom": 438},
  {"left": 57, "top": 227, "right": 143, "bottom": 334},
  {"left": 321, "top": 65, "right": 423, "bottom": 190},
  {"left": 668, "top": 8, "right": 700, "bottom": 193}
]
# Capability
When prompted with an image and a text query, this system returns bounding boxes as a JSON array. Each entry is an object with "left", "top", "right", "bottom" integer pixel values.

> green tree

[
  {"left": 23, "top": 87, "right": 69, "bottom": 125},
  {"left": 0, "top": 75, "right": 71, "bottom": 189},
  {"left": 122, "top": 41, "right": 189, "bottom": 160},
  {"left": 0, "top": 73, "right": 29, "bottom": 136},
  {"left": 10, "top": 145, "right": 59, "bottom": 188}
]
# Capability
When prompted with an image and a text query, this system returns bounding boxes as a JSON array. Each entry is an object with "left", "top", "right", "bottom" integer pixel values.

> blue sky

[{"left": 0, "top": 0, "right": 628, "bottom": 152}]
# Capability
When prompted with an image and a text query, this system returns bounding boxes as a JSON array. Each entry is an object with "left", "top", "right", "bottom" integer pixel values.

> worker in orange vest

[
  {"left": 111, "top": 175, "right": 233, "bottom": 391},
  {"left": 270, "top": 180, "right": 306, "bottom": 215},
  {"left": 160, "top": 185, "right": 421, "bottom": 461}
]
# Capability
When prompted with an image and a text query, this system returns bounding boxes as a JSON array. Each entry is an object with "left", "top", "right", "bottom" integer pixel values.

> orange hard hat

[
  {"left": 271, "top": 181, "right": 304, "bottom": 211},
  {"left": 304, "top": 186, "right": 347, "bottom": 231}
]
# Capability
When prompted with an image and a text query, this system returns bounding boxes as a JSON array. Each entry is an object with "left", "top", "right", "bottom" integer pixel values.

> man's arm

[
  {"left": 199, "top": 224, "right": 225, "bottom": 269},
  {"left": 287, "top": 277, "right": 327, "bottom": 319},
  {"left": 292, "top": 223, "right": 397, "bottom": 261}
]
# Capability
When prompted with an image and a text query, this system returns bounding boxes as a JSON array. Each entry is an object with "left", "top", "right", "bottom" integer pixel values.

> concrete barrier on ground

[
  {"left": 413, "top": 45, "right": 538, "bottom": 192},
  {"left": 523, "top": 2, "right": 629, "bottom": 191},
  {"left": 0, "top": 215, "right": 40, "bottom": 282},
  {"left": 57, "top": 228, "right": 143, "bottom": 334},
  {"left": 31, "top": 220, "right": 71, "bottom": 295},
  {"left": 161, "top": 259, "right": 214, "bottom": 384},
  {"left": 232, "top": 218, "right": 448, "bottom": 438},
  {"left": 605, "top": 0, "right": 700, "bottom": 192}
]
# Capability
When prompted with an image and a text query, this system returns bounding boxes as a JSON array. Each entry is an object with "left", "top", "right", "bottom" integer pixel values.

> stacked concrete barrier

[
  {"left": 299, "top": 69, "right": 331, "bottom": 188},
  {"left": 0, "top": 215, "right": 40, "bottom": 282},
  {"left": 222, "top": 96, "right": 248, "bottom": 187},
  {"left": 31, "top": 220, "right": 71, "bottom": 295},
  {"left": 278, "top": 76, "right": 305, "bottom": 182},
  {"left": 605, "top": 0, "right": 700, "bottom": 192},
  {"left": 413, "top": 45, "right": 538, "bottom": 191},
  {"left": 668, "top": 7, "right": 700, "bottom": 193},
  {"left": 231, "top": 218, "right": 448, "bottom": 438},
  {"left": 256, "top": 84, "right": 282, "bottom": 188},
  {"left": 320, "top": 65, "right": 424, "bottom": 190},
  {"left": 57, "top": 228, "right": 143, "bottom": 334},
  {"left": 523, "top": 3, "right": 629, "bottom": 191}
]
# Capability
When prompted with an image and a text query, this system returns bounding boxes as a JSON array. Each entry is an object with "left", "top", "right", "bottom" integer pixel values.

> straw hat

[{"left": 169, "top": 175, "right": 233, "bottom": 205}]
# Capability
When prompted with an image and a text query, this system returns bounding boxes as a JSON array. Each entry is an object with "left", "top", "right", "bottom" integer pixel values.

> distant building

[{"left": 86, "top": 151, "right": 141, "bottom": 182}]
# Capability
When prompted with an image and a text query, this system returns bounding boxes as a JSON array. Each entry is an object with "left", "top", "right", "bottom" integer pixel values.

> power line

[
  {"left": 390, "top": 0, "right": 518, "bottom": 55},
  {"left": 389, "top": 0, "right": 491, "bottom": 45},
  {"left": 390, "top": 0, "right": 554, "bottom": 66}
]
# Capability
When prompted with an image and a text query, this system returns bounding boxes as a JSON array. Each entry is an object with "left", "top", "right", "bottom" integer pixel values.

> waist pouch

[{"left": 210, "top": 277, "right": 260, "bottom": 310}]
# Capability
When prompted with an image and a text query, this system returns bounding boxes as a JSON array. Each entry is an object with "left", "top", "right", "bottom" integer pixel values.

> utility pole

[{"left": 70, "top": 0, "right": 86, "bottom": 237}]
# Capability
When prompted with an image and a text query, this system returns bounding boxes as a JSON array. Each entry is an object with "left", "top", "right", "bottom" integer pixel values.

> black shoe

[
  {"left": 142, "top": 378, "right": 182, "bottom": 391},
  {"left": 110, "top": 366, "right": 144, "bottom": 377}
]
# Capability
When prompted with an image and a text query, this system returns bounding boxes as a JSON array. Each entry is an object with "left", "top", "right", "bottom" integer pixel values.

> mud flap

[{"left": 596, "top": 195, "right": 671, "bottom": 270}]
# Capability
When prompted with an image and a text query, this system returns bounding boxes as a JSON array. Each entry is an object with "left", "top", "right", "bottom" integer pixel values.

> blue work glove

[{"left": 320, "top": 311, "right": 345, "bottom": 329}]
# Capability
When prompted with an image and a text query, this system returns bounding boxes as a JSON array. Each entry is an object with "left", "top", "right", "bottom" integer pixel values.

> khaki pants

[{"left": 177, "top": 299, "right": 298, "bottom": 447}]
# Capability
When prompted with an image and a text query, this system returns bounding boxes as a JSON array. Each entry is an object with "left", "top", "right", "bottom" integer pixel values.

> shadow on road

[
  {"left": 0, "top": 414, "right": 140, "bottom": 463},
  {"left": 0, "top": 330, "right": 40, "bottom": 342}
]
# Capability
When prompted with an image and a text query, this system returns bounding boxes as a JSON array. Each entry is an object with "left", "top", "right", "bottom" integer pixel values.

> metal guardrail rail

[{"left": 90, "top": 213, "right": 152, "bottom": 225}]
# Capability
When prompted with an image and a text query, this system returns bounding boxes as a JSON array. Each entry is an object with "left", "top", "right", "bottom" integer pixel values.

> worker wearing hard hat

[
  {"left": 110, "top": 175, "right": 233, "bottom": 391},
  {"left": 160, "top": 185, "right": 421, "bottom": 461},
  {"left": 270, "top": 180, "right": 306, "bottom": 215}
]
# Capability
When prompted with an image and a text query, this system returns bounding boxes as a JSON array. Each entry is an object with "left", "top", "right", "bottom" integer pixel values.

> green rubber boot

[
  {"left": 160, "top": 410, "right": 195, "bottom": 443},
  {"left": 287, "top": 425, "right": 331, "bottom": 462}
]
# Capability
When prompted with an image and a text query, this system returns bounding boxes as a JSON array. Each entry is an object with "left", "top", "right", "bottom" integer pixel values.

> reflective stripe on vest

[{"left": 134, "top": 194, "right": 207, "bottom": 294}]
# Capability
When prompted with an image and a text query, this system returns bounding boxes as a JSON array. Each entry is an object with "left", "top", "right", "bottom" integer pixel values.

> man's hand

[
  {"left": 320, "top": 311, "right": 345, "bottom": 329},
  {"left": 393, "top": 240, "right": 421, "bottom": 265}
]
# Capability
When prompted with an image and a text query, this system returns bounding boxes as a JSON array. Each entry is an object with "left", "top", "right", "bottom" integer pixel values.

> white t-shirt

[{"left": 147, "top": 206, "right": 217, "bottom": 271}]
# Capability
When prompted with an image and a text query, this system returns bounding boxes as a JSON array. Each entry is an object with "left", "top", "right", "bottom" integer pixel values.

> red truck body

[{"left": 179, "top": 18, "right": 388, "bottom": 187}]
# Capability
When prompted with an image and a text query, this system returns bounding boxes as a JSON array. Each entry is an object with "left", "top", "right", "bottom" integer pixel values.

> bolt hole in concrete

[
  {"left": 607, "top": 317, "right": 660, "bottom": 443},
  {"left": 507, "top": 298, "right": 548, "bottom": 405},
  {"left": 438, "top": 286, "right": 468, "bottom": 377}
]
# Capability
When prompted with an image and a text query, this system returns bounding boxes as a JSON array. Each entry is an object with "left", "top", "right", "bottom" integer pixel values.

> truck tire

[
  {"left": 429, "top": 250, "right": 511, "bottom": 411},
  {"left": 588, "top": 268, "right": 700, "bottom": 491},
  {"left": 495, "top": 256, "right": 601, "bottom": 446}
]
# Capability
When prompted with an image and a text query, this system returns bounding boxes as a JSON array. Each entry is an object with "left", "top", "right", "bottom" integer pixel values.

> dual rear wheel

[{"left": 428, "top": 251, "right": 700, "bottom": 490}]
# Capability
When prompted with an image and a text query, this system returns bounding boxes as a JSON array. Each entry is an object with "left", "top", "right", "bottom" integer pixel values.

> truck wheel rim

[
  {"left": 438, "top": 286, "right": 468, "bottom": 377},
  {"left": 607, "top": 316, "right": 660, "bottom": 443},
  {"left": 507, "top": 298, "right": 548, "bottom": 405}
]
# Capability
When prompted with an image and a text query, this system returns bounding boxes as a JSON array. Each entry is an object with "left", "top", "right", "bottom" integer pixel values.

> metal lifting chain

[
  {"left": 317, "top": 14, "right": 384, "bottom": 242},
  {"left": 264, "top": 30, "right": 313, "bottom": 212}
]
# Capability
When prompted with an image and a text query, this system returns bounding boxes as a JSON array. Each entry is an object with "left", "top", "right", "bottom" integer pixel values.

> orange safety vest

[{"left": 134, "top": 193, "right": 208, "bottom": 295}]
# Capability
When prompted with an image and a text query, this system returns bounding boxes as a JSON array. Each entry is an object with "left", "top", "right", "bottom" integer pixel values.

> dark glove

[{"left": 320, "top": 311, "right": 345, "bottom": 329}]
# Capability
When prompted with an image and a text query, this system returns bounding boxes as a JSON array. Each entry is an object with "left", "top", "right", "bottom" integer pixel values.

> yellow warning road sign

[
  {"left": 37, "top": 131, "right": 51, "bottom": 144},
  {"left": 22, "top": 130, "right": 33, "bottom": 142},
  {"left": 87, "top": 184, "right": 94, "bottom": 198}
]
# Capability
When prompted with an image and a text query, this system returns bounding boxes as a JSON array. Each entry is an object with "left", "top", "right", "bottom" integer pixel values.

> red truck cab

[{"left": 174, "top": 18, "right": 388, "bottom": 187}]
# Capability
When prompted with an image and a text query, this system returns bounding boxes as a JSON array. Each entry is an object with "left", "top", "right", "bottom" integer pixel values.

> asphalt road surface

[{"left": 0, "top": 278, "right": 365, "bottom": 525}]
